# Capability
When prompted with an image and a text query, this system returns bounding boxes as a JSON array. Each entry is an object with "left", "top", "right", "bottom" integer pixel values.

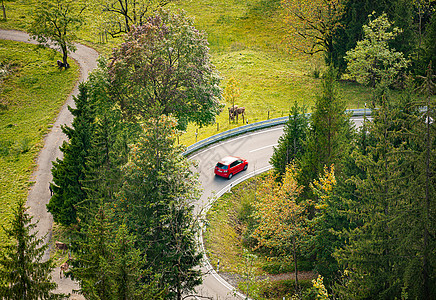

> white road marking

[{"left": 249, "top": 143, "right": 278, "bottom": 153}]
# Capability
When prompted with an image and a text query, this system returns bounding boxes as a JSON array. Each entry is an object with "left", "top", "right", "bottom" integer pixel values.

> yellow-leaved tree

[{"left": 251, "top": 165, "right": 307, "bottom": 293}]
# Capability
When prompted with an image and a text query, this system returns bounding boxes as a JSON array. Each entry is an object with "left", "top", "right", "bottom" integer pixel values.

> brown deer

[
  {"left": 234, "top": 106, "right": 245, "bottom": 123},
  {"left": 228, "top": 105, "right": 238, "bottom": 123}
]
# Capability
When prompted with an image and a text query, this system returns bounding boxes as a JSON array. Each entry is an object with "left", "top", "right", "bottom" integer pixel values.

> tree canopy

[
  {"left": 108, "top": 9, "right": 222, "bottom": 130},
  {"left": 0, "top": 199, "right": 63, "bottom": 300},
  {"left": 345, "top": 13, "right": 409, "bottom": 87},
  {"left": 29, "top": 0, "right": 85, "bottom": 66}
]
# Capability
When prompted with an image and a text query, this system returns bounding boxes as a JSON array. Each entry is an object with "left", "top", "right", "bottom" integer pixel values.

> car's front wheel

[
  {"left": 243, "top": 164, "right": 248, "bottom": 171},
  {"left": 228, "top": 173, "right": 233, "bottom": 179}
]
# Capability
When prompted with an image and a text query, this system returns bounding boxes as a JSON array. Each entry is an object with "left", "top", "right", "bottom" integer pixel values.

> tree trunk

[
  {"left": 293, "top": 237, "right": 299, "bottom": 293},
  {"left": 61, "top": 44, "right": 69, "bottom": 68},
  {"left": 422, "top": 79, "right": 432, "bottom": 300},
  {"left": 1, "top": 0, "right": 6, "bottom": 21}
]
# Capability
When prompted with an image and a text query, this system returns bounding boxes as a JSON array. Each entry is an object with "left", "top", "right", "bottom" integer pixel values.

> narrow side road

[{"left": 0, "top": 29, "right": 98, "bottom": 298}]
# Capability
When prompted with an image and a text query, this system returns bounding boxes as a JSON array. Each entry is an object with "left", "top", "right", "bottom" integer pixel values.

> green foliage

[
  {"left": 333, "top": 70, "right": 436, "bottom": 298},
  {"left": 261, "top": 279, "right": 312, "bottom": 299},
  {"left": 298, "top": 66, "right": 354, "bottom": 198},
  {"left": 71, "top": 204, "right": 165, "bottom": 299},
  {"left": 29, "top": 0, "right": 85, "bottom": 65},
  {"left": 270, "top": 101, "right": 309, "bottom": 176},
  {"left": 345, "top": 12, "right": 409, "bottom": 87},
  {"left": 0, "top": 199, "right": 64, "bottom": 299},
  {"left": 118, "top": 115, "right": 202, "bottom": 299},
  {"left": 47, "top": 83, "right": 94, "bottom": 226},
  {"left": 108, "top": 9, "right": 222, "bottom": 130}
]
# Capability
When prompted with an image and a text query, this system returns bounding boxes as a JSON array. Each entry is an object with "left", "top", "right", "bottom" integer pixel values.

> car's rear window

[{"left": 216, "top": 163, "right": 228, "bottom": 169}]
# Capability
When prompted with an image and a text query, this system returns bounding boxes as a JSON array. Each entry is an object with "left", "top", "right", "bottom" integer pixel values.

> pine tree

[
  {"left": 0, "top": 199, "right": 64, "bottom": 299},
  {"left": 334, "top": 83, "right": 409, "bottom": 299},
  {"left": 47, "top": 83, "right": 95, "bottom": 226},
  {"left": 79, "top": 62, "right": 133, "bottom": 225},
  {"left": 270, "top": 102, "right": 309, "bottom": 176},
  {"left": 71, "top": 203, "right": 115, "bottom": 299},
  {"left": 118, "top": 115, "right": 202, "bottom": 300},
  {"left": 299, "top": 66, "right": 354, "bottom": 198},
  {"left": 396, "top": 64, "right": 436, "bottom": 299}
]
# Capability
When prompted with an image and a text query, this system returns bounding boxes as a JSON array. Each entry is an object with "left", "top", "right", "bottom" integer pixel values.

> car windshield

[{"left": 216, "top": 163, "right": 228, "bottom": 170}]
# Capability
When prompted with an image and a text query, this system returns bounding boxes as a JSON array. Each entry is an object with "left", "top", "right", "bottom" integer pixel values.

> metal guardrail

[{"left": 183, "top": 108, "right": 372, "bottom": 157}]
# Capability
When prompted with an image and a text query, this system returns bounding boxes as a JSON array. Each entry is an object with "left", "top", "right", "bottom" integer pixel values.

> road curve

[
  {"left": 188, "top": 115, "right": 365, "bottom": 299},
  {"left": 0, "top": 29, "right": 98, "bottom": 298},
  {"left": 1, "top": 28, "right": 368, "bottom": 300}
]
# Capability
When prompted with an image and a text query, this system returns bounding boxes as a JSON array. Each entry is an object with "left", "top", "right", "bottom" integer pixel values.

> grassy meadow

[
  {"left": 0, "top": 40, "right": 78, "bottom": 244},
  {"left": 1, "top": 0, "right": 372, "bottom": 146}
]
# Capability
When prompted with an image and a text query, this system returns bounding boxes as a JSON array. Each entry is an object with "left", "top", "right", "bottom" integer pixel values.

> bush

[
  {"left": 262, "top": 260, "right": 313, "bottom": 274},
  {"left": 261, "top": 279, "right": 312, "bottom": 299},
  {"left": 0, "top": 140, "right": 11, "bottom": 156}
]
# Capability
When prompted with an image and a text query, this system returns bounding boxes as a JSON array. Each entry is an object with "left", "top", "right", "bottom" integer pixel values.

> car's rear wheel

[
  {"left": 228, "top": 173, "right": 233, "bottom": 179},
  {"left": 243, "top": 164, "right": 248, "bottom": 171}
]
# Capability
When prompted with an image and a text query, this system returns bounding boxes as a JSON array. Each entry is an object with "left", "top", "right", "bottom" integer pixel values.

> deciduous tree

[
  {"left": 281, "top": 0, "right": 346, "bottom": 64},
  {"left": 251, "top": 165, "right": 307, "bottom": 292},
  {"left": 99, "top": 0, "right": 173, "bottom": 36},
  {"left": 108, "top": 9, "right": 222, "bottom": 130},
  {"left": 29, "top": 0, "right": 85, "bottom": 67},
  {"left": 345, "top": 13, "right": 409, "bottom": 87}
]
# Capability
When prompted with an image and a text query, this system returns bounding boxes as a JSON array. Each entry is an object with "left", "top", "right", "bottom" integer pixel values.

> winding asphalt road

[{"left": 1, "top": 29, "right": 367, "bottom": 299}]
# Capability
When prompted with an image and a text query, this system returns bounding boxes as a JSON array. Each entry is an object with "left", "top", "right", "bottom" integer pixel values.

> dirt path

[{"left": 0, "top": 29, "right": 98, "bottom": 298}]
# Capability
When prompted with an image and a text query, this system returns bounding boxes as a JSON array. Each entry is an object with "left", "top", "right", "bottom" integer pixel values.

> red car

[{"left": 214, "top": 156, "right": 248, "bottom": 179}]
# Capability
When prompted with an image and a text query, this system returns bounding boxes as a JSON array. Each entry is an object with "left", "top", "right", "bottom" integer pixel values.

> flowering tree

[{"left": 108, "top": 9, "right": 222, "bottom": 130}]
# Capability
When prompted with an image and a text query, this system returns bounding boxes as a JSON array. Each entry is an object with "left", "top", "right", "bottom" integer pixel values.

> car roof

[{"left": 218, "top": 156, "right": 242, "bottom": 165}]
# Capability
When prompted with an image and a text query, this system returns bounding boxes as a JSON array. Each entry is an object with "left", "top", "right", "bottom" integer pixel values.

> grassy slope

[
  {"left": 173, "top": 0, "right": 371, "bottom": 145},
  {"left": 0, "top": 40, "right": 78, "bottom": 244}
]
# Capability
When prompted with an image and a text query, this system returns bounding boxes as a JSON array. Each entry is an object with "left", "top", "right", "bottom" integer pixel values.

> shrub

[{"left": 261, "top": 278, "right": 312, "bottom": 299}]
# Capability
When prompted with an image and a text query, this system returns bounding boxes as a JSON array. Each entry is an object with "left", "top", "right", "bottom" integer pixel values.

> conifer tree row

[{"left": 0, "top": 199, "right": 64, "bottom": 299}]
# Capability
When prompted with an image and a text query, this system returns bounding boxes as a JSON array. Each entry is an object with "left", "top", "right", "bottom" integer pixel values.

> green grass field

[
  {"left": 0, "top": 0, "right": 372, "bottom": 146},
  {"left": 0, "top": 40, "right": 78, "bottom": 244}
]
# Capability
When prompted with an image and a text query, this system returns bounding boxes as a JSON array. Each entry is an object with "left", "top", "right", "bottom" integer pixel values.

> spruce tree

[
  {"left": 71, "top": 203, "right": 115, "bottom": 299},
  {"left": 299, "top": 66, "right": 354, "bottom": 198},
  {"left": 47, "top": 83, "right": 95, "bottom": 226},
  {"left": 78, "top": 61, "right": 133, "bottom": 225},
  {"left": 270, "top": 102, "right": 308, "bottom": 176},
  {"left": 334, "top": 83, "right": 410, "bottom": 299},
  {"left": 0, "top": 199, "right": 64, "bottom": 299},
  {"left": 119, "top": 115, "right": 202, "bottom": 300},
  {"left": 396, "top": 64, "right": 436, "bottom": 299}
]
